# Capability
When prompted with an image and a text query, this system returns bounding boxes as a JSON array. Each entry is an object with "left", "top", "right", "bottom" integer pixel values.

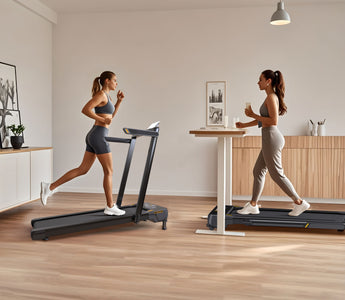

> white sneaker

[
  {"left": 104, "top": 205, "right": 126, "bottom": 216},
  {"left": 288, "top": 200, "right": 310, "bottom": 216},
  {"left": 237, "top": 202, "right": 260, "bottom": 215},
  {"left": 40, "top": 182, "right": 57, "bottom": 206}
]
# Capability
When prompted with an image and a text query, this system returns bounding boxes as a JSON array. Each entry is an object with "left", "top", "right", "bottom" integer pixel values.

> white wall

[
  {"left": 52, "top": 4, "right": 345, "bottom": 197},
  {"left": 0, "top": 0, "right": 53, "bottom": 147}
]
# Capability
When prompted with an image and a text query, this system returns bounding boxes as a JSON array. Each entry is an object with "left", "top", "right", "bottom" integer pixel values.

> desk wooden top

[
  {"left": 0, "top": 147, "right": 52, "bottom": 155},
  {"left": 189, "top": 128, "right": 247, "bottom": 137}
]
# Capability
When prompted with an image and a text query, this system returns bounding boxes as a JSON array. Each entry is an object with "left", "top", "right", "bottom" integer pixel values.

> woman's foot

[
  {"left": 237, "top": 202, "right": 260, "bottom": 215},
  {"left": 40, "top": 182, "right": 58, "bottom": 206},
  {"left": 288, "top": 200, "right": 310, "bottom": 216},
  {"left": 104, "top": 204, "right": 126, "bottom": 216}
]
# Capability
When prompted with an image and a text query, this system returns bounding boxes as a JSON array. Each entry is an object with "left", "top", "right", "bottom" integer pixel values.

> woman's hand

[
  {"left": 245, "top": 105, "right": 255, "bottom": 118},
  {"left": 236, "top": 122, "right": 246, "bottom": 128},
  {"left": 103, "top": 116, "right": 112, "bottom": 125},
  {"left": 117, "top": 90, "right": 125, "bottom": 102}
]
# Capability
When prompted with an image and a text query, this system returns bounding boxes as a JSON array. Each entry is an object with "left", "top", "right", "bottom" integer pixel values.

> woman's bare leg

[
  {"left": 50, "top": 151, "right": 96, "bottom": 191},
  {"left": 96, "top": 152, "right": 114, "bottom": 208}
]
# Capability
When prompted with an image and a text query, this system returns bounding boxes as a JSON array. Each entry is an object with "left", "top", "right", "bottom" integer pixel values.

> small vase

[
  {"left": 10, "top": 136, "right": 24, "bottom": 149},
  {"left": 311, "top": 124, "right": 317, "bottom": 136},
  {"left": 317, "top": 124, "right": 325, "bottom": 136}
]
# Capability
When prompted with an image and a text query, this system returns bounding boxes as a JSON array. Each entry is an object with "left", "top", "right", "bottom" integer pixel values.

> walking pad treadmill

[
  {"left": 206, "top": 205, "right": 345, "bottom": 232},
  {"left": 31, "top": 122, "right": 168, "bottom": 240}
]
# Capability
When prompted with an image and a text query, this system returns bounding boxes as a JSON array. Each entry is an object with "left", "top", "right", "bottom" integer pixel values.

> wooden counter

[{"left": 232, "top": 136, "right": 345, "bottom": 199}]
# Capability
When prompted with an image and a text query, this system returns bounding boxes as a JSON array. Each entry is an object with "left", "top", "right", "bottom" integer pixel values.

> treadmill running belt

[
  {"left": 207, "top": 205, "right": 345, "bottom": 231},
  {"left": 31, "top": 207, "right": 149, "bottom": 240}
]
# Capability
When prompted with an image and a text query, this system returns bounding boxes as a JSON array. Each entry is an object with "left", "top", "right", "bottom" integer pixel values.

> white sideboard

[{"left": 0, "top": 147, "right": 52, "bottom": 212}]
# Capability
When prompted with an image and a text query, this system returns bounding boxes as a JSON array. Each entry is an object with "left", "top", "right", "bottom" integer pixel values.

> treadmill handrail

[
  {"left": 105, "top": 137, "right": 132, "bottom": 144},
  {"left": 123, "top": 127, "right": 159, "bottom": 137}
]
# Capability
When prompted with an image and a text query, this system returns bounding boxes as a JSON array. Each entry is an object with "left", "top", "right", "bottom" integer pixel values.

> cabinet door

[
  {"left": 0, "top": 152, "right": 30, "bottom": 211},
  {"left": 31, "top": 149, "right": 53, "bottom": 200}
]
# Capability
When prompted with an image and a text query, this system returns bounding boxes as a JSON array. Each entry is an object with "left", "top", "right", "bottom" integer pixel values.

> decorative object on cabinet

[
  {"left": 206, "top": 81, "right": 226, "bottom": 127},
  {"left": 7, "top": 124, "right": 25, "bottom": 149},
  {"left": 0, "top": 62, "right": 23, "bottom": 149}
]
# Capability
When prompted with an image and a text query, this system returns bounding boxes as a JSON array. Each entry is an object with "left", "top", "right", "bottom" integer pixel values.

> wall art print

[
  {"left": 0, "top": 62, "right": 22, "bottom": 148},
  {"left": 206, "top": 81, "right": 226, "bottom": 127}
]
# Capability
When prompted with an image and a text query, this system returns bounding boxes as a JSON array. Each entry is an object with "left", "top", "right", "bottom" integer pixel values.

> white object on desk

[
  {"left": 189, "top": 128, "right": 247, "bottom": 237},
  {"left": 224, "top": 116, "right": 229, "bottom": 128}
]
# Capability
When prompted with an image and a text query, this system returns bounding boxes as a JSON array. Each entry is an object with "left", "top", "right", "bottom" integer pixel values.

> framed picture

[
  {"left": 206, "top": 81, "right": 226, "bottom": 127},
  {"left": 0, "top": 62, "right": 19, "bottom": 110},
  {"left": 0, "top": 62, "right": 22, "bottom": 148}
]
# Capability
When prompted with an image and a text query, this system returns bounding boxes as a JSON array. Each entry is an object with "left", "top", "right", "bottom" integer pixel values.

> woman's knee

[
  {"left": 253, "top": 165, "right": 267, "bottom": 178},
  {"left": 102, "top": 166, "right": 113, "bottom": 176},
  {"left": 77, "top": 166, "right": 90, "bottom": 176}
]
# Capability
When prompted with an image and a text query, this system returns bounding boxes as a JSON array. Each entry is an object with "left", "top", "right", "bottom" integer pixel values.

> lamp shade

[{"left": 270, "top": 1, "right": 291, "bottom": 25}]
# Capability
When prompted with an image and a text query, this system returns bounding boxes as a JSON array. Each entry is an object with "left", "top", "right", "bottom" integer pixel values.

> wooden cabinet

[
  {"left": 0, "top": 147, "right": 52, "bottom": 212},
  {"left": 232, "top": 136, "right": 345, "bottom": 199}
]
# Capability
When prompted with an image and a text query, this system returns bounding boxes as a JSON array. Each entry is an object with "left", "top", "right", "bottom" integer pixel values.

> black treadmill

[
  {"left": 31, "top": 122, "right": 168, "bottom": 240},
  {"left": 207, "top": 205, "right": 345, "bottom": 232}
]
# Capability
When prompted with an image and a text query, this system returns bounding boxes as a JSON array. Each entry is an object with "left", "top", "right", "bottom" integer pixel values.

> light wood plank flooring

[{"left": 1, "top": 193, "right": 345, "bottom": 300}]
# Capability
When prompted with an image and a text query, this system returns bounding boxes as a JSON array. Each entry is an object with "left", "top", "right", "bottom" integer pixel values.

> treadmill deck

[
  {"left": 207, "top": 205, "right": 345, "bottom": 231},
  {"left": 31, "top": 203, "right": 168, "bottom": 240}
]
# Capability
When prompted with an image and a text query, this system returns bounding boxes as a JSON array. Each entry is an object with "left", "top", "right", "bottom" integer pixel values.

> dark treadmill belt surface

[
  {"left": 33, "top": 207, "right": 141, "bottom": 228},
  {"left": 208, "top": 206, "right": 345, "bottom": 231},
  {"left": 31, "top": 207, "right": 149, "bottom": 239}
]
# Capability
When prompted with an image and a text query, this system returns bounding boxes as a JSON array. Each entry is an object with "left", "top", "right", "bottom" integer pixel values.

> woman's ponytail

[
  {"left": 92, "top": 77, "right": 101, "bottom": 96},
  {"left": 262, "top": 69, "right": 287, "bottom": 116},
  {"left": 91, "top": 71, "right": 116, "bottom": 97}
]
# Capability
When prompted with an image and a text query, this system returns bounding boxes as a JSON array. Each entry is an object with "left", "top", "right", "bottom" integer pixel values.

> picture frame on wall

[
  {"left": 0, "top": 62, "right": 19, "bottom": 110},
  {"left": 206, "top": 81, "right": 226, "bottom": 127},
  {"left": 0, "top": 61, "right": 22, "bottom": 148}
]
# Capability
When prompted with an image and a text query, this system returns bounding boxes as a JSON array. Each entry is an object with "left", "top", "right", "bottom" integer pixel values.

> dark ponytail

[
  {"left": 91, "top": 71, "right": 115, "bottom": 96},
  {"left": 262, "top": 69, "right": 287, "bottom": 115}
]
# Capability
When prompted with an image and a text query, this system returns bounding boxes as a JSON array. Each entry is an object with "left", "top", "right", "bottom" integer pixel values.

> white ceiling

[{"left": 39, "top": 0, "right": 345, "bottom": 14}]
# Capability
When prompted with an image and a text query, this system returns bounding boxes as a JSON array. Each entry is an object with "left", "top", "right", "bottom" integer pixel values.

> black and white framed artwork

[
  {"left": 206, "top": 81, "right": 226, "bottom": 127},
  {"left": 0, "top": 62, "right": 22, "bottom": 148}
]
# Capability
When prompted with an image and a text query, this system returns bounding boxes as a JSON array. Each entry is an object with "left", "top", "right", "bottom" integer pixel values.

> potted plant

[{"left": 7, "top": 124, "right": 25, "bottom": 149}]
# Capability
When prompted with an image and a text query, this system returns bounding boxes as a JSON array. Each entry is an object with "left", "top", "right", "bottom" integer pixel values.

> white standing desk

[{"left": 189, "top": 128, "right": 247, "bottom": 236}]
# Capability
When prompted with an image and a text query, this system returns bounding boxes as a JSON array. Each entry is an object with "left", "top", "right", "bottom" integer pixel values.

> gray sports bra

[
  {"left": 94, "top": 93, "right": 115, "bottom": 114},
  {"left": 258, "top": 98, "right": 278, "bottom": 128}
]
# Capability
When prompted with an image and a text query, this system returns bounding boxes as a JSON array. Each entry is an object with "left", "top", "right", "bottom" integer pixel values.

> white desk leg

[
  {"left": 196, "top": 136, "right": 245, "bottom": 237},
  {"left": 217, "top": 137, "right": 226, "bottom": 234},
  {"left": 226, "top": 137, "right": 232, "bottom": 206}
]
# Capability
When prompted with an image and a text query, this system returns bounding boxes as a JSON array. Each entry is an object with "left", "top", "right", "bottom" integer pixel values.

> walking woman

[
  {"left": 40, "top": 71, "right": 126, "bottom": 216},
  {"left": 236, "top": 70, "right": 310, "bottom": 216}
]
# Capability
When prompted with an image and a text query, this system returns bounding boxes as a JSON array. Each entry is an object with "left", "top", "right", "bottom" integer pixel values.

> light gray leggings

[{"left": 252, "top": 126, "right": 300, "bottom": 202}]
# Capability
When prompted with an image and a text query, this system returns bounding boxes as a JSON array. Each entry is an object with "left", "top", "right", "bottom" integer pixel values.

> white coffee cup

[
  {"left": 224, "top": 116, "right": 229, "bottom": 128},
  {"left": 246, "top": 102, "right": 251, "bottom": 109}
]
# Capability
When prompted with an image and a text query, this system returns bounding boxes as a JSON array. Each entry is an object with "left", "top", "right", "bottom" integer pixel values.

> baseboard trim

[{"left": 57, "top": 187, "right": 345, "bottom": 204}]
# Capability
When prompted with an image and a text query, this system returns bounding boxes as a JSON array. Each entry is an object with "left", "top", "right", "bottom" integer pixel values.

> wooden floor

[{"left": 1, "top": 194, "right": 345, "bottom": 300}]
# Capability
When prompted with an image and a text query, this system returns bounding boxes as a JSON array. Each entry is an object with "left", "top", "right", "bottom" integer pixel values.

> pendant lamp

[{"left": 270, "top": 0, "right": 291, "bottom": 25}]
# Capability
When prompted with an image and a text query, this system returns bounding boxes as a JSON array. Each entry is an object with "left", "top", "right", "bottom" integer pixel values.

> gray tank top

[
  {"left": 258, "top": 97, "right": 279, "bottom": 128},
  {"left": 258, "top": 102, "right": 268, "bottom": 128},
  {"left": 94, "top": 93, "right": 115, "bottom": 114}
]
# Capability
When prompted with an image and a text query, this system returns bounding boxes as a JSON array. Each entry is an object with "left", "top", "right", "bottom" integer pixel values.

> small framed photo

[{"left": 206, "top": 81, "right": 226, "bottom": 127}]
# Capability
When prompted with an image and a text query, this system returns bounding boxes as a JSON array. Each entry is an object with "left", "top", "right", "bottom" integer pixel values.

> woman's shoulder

[
  {"left": 265, "top": 93, "right": 278, "bottom": 104},
  {"left": 92, "top": 91, "right": 107, "bottom": 101}
]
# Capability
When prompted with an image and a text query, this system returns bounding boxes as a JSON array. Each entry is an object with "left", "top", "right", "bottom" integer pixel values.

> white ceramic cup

[{"left": 224, "top": 116, "right": 229, "bottom": 128}]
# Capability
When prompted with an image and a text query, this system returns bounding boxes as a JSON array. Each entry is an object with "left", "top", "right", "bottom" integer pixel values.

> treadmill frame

[{"left": 31, "top": 125, "right": 168, "bottom": 240}]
